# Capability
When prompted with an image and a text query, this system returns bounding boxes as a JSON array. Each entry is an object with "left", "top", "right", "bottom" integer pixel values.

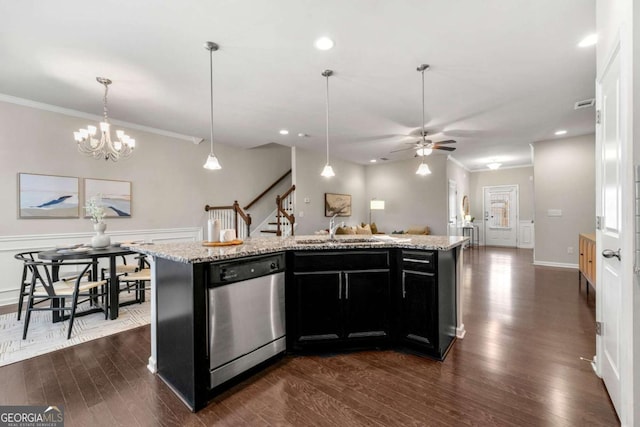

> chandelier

[{"left": 73, "top": 77, "right": 135, "bottom": 161}]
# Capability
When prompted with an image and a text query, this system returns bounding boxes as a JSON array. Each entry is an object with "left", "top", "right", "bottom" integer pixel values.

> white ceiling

[{"left": 0, "top": 0, "right": 596, "bottom": 170}]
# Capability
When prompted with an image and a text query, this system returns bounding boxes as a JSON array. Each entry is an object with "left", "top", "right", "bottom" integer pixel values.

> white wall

[
  {"left": 469, "top": 166, "right": 534, "bottom": 223},
  {"left": 533, "top": 134, "right": 595, "bottom": 267},
  {"left": 365, "top": 155, "right": 448, "bottom": 235},
  {"left": 447, "top": 158, "right": 470, "bottom": 226},
  {"left": 0, "top": 100, "right": 291, "bottom": 305},
  {"left": 0, "top": 100, "right": 291, "bottom": 236},
  {"left": 294, "top": 147, "right": 367, "bottom": 234}
]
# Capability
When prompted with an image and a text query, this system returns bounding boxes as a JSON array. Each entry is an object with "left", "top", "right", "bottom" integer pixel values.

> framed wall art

[
  {"left": 84, "top": 178, "right": 132, "bottom": 218},
  {"left": 324, "top": 193, "right": 352, "bottom": 217},
  {"left": 18, "top": 173, "right": 80, "bottom": 218}
]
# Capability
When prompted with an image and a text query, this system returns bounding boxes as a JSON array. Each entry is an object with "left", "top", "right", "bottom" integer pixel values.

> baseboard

[
  {"left": 532, "top": 260, "right": 578, "bottom": 269},
  {"left": 456, "top": 324, "right": 466, "bottom": 339}
]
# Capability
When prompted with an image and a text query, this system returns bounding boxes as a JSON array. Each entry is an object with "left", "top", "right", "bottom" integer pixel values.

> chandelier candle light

[
  {"left": 203, "top": 41, "right": 222, "bottom": 170},
  {"left": 415, "top": 64, "right": 432, "bottom": 176},
  {"left": 320, "top": 69, "right": 335, "bottom": 177},
  {"left": 73, "top": 77, "right": 135, "bottom": 161}
]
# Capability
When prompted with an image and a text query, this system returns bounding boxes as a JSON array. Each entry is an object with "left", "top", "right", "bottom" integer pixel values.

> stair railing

[
  {"left": 244, "top": 169, "right": 292, "bottom": 211},
  {"left": 276, "top": 185, "right": 296, "bottom": 237},
  {"left": 204, "top": 201, "right": 252, "bottom": 239}
]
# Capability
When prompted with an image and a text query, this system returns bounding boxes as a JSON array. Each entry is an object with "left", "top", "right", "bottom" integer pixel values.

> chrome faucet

[{"left": 329, "top": 213, "right": 340, "bottom": 240}]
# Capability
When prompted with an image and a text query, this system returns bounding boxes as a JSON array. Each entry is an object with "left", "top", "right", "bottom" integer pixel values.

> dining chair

[
  {"left": 22, "top": 259, "right": 108, "bottom": 339},
  {"left": 14, "top": 251, "right": 41, "bottom": 320},
  {"left": 118, "top": 255, "right": 151, "bottom": 306}
]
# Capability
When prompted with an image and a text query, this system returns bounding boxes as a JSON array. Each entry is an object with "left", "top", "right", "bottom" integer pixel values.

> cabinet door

[
  {"left": 343, "top": 270, "right": 390, "bottom": 340},
  {"left": 293, "top": 272, "right": 342, "bottom": 343},
  {"left": 400, "top": 270, "right": 437, "bottom": 352}
]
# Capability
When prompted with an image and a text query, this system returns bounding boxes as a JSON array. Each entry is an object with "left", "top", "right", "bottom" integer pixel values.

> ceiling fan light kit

[
  {"left": 203, "top": 41, "right": 222, "bottom": 170},
  {"left": 320, "top": 69, "right": 335, "bottom": 178},
  {"left": 73, "top": 77, "right": 135, "bottom": 161}
]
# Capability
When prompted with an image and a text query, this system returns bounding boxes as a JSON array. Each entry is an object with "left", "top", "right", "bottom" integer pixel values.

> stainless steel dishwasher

[{"left": 207, "top": 253, "right": 285, "bottom": 389}]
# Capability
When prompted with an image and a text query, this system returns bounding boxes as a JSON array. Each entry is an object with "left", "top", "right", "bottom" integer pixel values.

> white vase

[{"left": 91, "top": 222, "right": 111, "bottom": 248}]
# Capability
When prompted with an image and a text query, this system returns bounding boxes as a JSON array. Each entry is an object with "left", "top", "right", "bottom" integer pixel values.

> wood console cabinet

[
  {"left": 287, "top": 250, "right": 391, "bottom": 350},
  {"left": 579, "top": 233, "right": 596, "bottom": 294}
]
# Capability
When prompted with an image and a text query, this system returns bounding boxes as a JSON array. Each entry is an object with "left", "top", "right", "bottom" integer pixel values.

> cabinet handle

[
  {"left": 402, "top": 271, "right": 406, "bottom": 299},
  {"left": 345, "top": 274, "right": 349, "bottom": 299},
  {"left": 338, "top": 273, "right": 342, "bottom": 300}
]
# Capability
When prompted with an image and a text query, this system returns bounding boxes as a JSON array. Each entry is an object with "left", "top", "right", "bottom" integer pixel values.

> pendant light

[
  {"left": 203, "top": 41, "right": 222, "bottom": 170},
  {"left": 415, "top": 64, "right": 432, "bottom": 176},
  {"left": 320, "top": 69, "right": 335, "bottom": 177}
]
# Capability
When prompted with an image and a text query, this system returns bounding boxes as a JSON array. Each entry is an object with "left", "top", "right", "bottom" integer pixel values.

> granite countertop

[{"left": 124, "top": 235, "right": 468, "bottom": 264}]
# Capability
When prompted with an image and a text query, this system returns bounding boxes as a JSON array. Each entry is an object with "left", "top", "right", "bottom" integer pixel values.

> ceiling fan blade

[
  {"left": 390, "top": 146, "right": 418, "bottom": 153},
  {"left": 434, "top": 146, "right": 456, "bottom": 152},
  {"left": 434, "top": 139, "right": 456, "bottom": 145}
]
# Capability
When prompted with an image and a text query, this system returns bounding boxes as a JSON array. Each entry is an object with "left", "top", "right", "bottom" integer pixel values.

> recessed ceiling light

[
  {"left": 555, "top": 130, "right": 567, "bottom": 136},
  {"left": 279, "top": 129, "right": 289, "bottom": 135},
  {"left": 578, "top": 34, "right": 597, "bottom": 47},
  {"left": 314, "top": 37, "right": 334, "bottom": 50},
  {"left": 370, "top": 159, "right": 377, "bottom": 163},
  {"left": 297, "top": 133, "right": 308, "bottom": 137}
]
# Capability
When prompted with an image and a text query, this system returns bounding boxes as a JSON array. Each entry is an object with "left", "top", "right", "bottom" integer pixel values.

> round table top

[{"left": 38, "top": 245, "right": 135, "bottom": 261}]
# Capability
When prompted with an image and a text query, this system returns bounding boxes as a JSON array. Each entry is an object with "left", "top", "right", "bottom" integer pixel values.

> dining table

[{"left": 38, "top": 245, "right": 136, "bottom": 322}]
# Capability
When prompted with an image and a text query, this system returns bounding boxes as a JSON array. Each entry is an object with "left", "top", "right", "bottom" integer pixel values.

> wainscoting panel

[
  {"left": 518, "top": 220, "right": 535, "bottom": 249},
  {"left": 0, "top": 227, "right": 202, "bottom": 307}
]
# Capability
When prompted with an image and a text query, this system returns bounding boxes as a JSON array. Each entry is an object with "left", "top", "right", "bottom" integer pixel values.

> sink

[{"left": 293, "top": 237, "right": 380, "bottom": 245}]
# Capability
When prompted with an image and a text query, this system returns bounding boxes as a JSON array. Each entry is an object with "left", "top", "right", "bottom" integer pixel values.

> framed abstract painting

[
  {"left": 84, "top": 178, "right": 132, "bottom": 218},
  {"left": 18, "top": 173, "right": 80, "bottom": 218}
]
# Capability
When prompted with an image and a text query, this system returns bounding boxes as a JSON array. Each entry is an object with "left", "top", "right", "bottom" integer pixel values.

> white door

[
  {"left": 448, "top": 180, "right": 457, "bottom": 236},
  {"left": 595, "top": 43, "right": 623, "bottom": 417},
  {"left": 483, "top": 185, "right": 518, "bottom": 247}
]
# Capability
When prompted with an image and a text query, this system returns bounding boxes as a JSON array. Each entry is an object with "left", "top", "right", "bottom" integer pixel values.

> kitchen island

[{"left": 127, "top": 235, "right": 467, "bottom": 411}]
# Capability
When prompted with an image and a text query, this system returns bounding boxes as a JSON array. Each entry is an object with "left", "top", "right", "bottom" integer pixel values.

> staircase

[
  {"left": 205, "top": 170, "right": 295, "bottom": 238},
  {"left": 260, "top": 185, "right": 296, "bottom": 237}
]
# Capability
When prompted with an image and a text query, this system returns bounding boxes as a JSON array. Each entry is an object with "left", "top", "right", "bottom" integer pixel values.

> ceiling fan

[
  {"left": 391, "top": 64, "right": 456, "bottom": 157},
  {"left": 391, "top": 133, "right": 456, "bottom": 156}
]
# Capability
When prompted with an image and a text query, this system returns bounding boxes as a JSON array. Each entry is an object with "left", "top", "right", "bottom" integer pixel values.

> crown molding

[
  {"left": 447, "top": 155, "right": 470, "bottom": 172},
  {"left": 470, "top": 163, "right": 534, "bottom": 173},
  {"left": 0, "top": 93, "right": 199, "bottom": 143}
]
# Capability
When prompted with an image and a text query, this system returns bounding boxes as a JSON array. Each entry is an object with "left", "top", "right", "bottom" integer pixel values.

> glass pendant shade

[
  {"left": 203, "top": 154, "right": 222, "bottom": 170},
  {"left": 320, "top": 69, "right": 335, "bottom": 177},
  {"left": 203, "top": 41, "right": 222, "bottom": 170},
  {"left": 416, "top": 147, "right": 433, "bottom": 156},
  {"left": 416, "top": 162, "right": 432, "bottom": 176},
  {"left": 321, "top": 164, "right": 335, "bottom": 177}
]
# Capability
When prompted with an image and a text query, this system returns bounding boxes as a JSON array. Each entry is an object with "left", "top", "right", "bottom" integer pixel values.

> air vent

[
  {"left": 380, "top": 157, "right": 389, "bottom": 161},
  {"left": 574, "top": 98, "right": 595, "bottom": 110}
]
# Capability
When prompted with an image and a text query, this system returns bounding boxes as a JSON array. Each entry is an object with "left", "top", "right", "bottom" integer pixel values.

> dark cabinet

[
  {"left": 293, "top": 272, "right": 342, "bottom": 342},
  {"left": 289, "top": 251, "right": 391, "bottom": 349},
  {"left": 399, "top": 250, "right": 456, "bottom": 360},
  {"left": 400, "top": 270, "right": 437, "bottom": 352}
]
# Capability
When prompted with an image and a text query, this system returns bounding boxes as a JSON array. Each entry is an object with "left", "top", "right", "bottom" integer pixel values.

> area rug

[{"left": 0, "top": 298, "right": 150, "bottom": 367}]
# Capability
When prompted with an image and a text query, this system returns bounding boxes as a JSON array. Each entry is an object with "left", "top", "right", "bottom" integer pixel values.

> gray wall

[
  {"left": 0, "top": 101, "right": 291, "bottom": 236},
  {"left": 447, "top": 159, "right": 470, "bottom": 226},
  {"left": 469, "top": 166, "right": 535, "bottom": 223},
  {"left": 294, "top": 147, "right": 367, "bottom": 234},
  {"left": 533, "top": 134, "right": 595, "bottom": 265},
  {"left": 364, "top": 155, "right": 448, "bottom": 235}
]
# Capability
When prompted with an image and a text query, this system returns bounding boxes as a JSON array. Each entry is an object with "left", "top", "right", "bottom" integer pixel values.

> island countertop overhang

[{"left": 124, "top": 235, "right": 468, "bottom": 264}]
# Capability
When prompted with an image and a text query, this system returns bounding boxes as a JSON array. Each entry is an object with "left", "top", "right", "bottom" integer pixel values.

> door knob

[{"left": 602, "top": 248, "right": 621, "bottom": 261}]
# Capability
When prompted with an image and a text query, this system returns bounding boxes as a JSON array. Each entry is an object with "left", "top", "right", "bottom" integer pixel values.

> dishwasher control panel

[{"left": 210, "top": 253, "right": 285, "bottom": 285}]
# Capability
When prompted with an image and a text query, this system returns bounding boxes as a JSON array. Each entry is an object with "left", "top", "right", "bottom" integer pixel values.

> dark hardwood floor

[{"left": 0, "top": 247, "right": 619, "bottom": 426}]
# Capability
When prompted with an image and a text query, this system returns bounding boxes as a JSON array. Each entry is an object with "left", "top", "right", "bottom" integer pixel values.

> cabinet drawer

[
  {"left": 293, "top": 251, "right": 389, "bottom": 272},
  {"left": 402, "top": 250, "right": 436, "bottom": 273}
]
